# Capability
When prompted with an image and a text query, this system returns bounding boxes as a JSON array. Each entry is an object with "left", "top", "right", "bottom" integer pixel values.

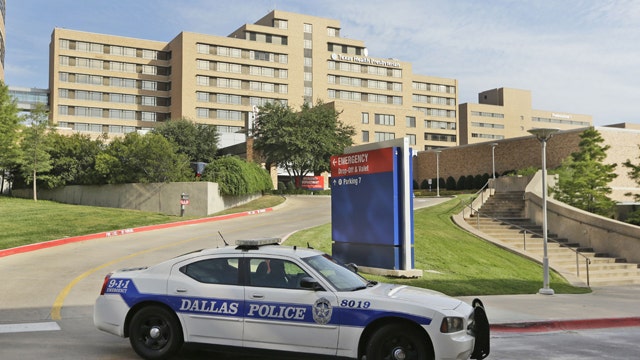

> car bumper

[{"left": 94, "top": 295, "right": 130, "bottom": 337}]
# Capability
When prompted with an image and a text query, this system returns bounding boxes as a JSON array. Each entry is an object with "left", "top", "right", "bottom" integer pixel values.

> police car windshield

[{"left": 303, "top": 254, "right": 369, "bottom": 291}]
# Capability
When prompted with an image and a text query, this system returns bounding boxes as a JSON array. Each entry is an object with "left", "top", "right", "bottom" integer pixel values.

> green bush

[{"left": 201, "top": 156, "right": 272, "bottom": 195}]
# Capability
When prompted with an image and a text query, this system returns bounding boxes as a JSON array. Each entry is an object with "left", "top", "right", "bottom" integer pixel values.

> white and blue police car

[{"left": 94, "top": 238, "right": 489, "bottom": 360}]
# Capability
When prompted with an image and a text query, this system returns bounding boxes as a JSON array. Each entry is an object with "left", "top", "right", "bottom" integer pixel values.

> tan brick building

[
  {"left": 459, "top": 87, "right": 592, "bottom": 145},
  {"left": 48, "top": 10, "right": 458, "bottom": 151}
]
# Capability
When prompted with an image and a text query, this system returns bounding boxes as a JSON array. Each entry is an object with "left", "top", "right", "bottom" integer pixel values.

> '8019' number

[{"left": 340, "top": 299, "right": 371, "bottom": 308}]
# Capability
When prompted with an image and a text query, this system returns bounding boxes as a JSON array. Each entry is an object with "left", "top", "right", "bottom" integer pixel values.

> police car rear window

[{"left": 180, "top": 258, "right": 240, "bottom": 285}]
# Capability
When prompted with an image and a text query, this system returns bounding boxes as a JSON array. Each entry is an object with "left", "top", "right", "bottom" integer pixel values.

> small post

[{"left": 180, "top": 193, "right": 190, "bottom": 217}]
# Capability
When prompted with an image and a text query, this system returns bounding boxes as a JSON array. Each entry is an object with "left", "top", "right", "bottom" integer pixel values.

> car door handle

[
  {"left": 250, "top": 293, "right": 264, "bottom": 299},
  {"left": 176, "top": 289, "right": 187, "bottom": 293}
]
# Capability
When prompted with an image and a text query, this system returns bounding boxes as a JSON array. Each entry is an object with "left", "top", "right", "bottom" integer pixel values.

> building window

[
  {"left": 362, "top": 130, "right": 369, "bottom": 142},
  {"left": 217, "top": 110, "right": 242, "bottom": 120},
  {"left": 375, "top": 132, "right": 395, "bottom": 142},
  {"left": 406, "top": 116, "right": 416, "bottom": 128},
  {"left": 274, "top": 19, "right": 288, "bottom": 29},
  {"left": 197, "top": 60, "right": 209, "bottom": 70},
  {"left": 141, "top": 81, "right": 157, "bottom": 91},
  {"left": 141, "top": 65, "right": 157, "bottom": 75},
  {"left": 141, "top": 96, "right": 156, "bottom": 106},
  {"left": 197, "top": 76, "right": 209, "bottom": 86},
  {"left": 407, "top": 134, "right": 416, "bottom": 145},
  {"left": 362, "top": 112, "right": 369, "bottom": 124},
  {"left": 197, "top": 43, "right": 210, "bottom": 54},
  {"left": 304, "top": 23, "right": 313, "bottom": 33},
  {"left": 142, "top": 112, "right": 157, "bottom": 122},
  {"left": 142, "top": 50, "right": 158, "bottom": 60},
  {"left": 196, "top": 92, "right": 209, "bottom": 102},
  {"left": 374, "top": 114, "right": 395, "bottom": 126},
  {"left": 327, "top": 27, "right": 339, "bottom": 37},
  {"left": 197, "top": 108, "right": 209, "bottom": 118}
]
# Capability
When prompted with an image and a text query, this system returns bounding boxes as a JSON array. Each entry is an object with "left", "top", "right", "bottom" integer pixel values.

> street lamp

[
  {"left": 435, "top": 150, "right": 442, "bottom": 197},
  {"left": 490, "top": 142, "right": 498, "bottom": 180},
  {"left": 528, "top": 128, "right": 559, "bottom": 296}
]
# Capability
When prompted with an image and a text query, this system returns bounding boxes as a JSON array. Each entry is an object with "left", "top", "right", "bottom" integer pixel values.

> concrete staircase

[{"left": 465, "top": 191, "right": 640, "bottom": 286}]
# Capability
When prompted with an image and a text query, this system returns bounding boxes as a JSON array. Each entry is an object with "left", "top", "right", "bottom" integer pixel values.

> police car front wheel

[
  {"left": 129, "top": 305, "right": 183, "bottom": 360},
  {"left": 366, "top": 323, "right": 432, "bottom": 360}
]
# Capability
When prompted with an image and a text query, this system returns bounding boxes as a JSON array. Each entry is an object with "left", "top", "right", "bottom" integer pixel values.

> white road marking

[{"left": 0, "top": 322, "right": 61, "bottom": 334}]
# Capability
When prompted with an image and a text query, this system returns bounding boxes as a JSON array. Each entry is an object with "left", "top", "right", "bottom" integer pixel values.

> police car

[{"left": 94, "top": 238, "right": 489, "bottom": 360}]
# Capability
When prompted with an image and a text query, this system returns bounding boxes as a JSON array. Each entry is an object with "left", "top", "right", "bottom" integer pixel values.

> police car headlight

[{"left": 440, "top": 316, "right": 464, "bottom": 333}]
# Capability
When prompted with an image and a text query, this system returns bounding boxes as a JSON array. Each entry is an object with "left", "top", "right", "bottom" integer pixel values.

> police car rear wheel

[
  {"left": 366, "top": 323, "right": 431, "bottom": 360},
  {"left": 129, "top": 305, "right": 183, "bottom": 360}
]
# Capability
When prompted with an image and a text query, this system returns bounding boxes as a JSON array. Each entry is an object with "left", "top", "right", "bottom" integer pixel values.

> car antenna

[{"left": 218, "top": 231, "right": 229, "bottom": 246}]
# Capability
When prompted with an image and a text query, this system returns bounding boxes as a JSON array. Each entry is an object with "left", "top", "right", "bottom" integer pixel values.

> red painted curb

[
  {"left": 0, "top": 207, "right": 274, "bottom": 258},
  {"left": 491, "top": 317, "right": 640, "bottom": 333}
]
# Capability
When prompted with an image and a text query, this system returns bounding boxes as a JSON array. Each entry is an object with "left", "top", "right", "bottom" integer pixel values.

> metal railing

[{"left": 464, "top": 190, "right": 591, "bottom": 287}]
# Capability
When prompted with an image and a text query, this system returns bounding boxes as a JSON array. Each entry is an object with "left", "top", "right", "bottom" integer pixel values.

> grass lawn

[
  {"left": 285, "top": 195, "right": 591, "bottom": 296},
  {"left": 1, "top": 194, "right": 588, "bottom": 296},
  {"left": 0, "top": 195, "right": 285, "bottom": 250}
]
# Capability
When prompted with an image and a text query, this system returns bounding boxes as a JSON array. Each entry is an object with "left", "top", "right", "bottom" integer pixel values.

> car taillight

[{"left": 100, "top": 273, "right": 112, "bottom": 295}]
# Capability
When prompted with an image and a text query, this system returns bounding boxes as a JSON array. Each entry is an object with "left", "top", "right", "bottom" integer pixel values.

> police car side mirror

[{"left": 300, "top": 277, "right": 324, "bottom": 291}]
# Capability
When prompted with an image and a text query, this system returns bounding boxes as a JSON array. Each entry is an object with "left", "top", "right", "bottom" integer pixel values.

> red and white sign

[
  {"left": 296, "top": 176, "right": 325, "bottom": 190},
  {"left": 330, "top": 147, "right": 395, "bottom": 178}
]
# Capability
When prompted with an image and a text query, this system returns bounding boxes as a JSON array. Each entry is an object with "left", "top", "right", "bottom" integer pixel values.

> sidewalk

[{"left": 459, "top": 285, "right": 640, "bottom": 332}]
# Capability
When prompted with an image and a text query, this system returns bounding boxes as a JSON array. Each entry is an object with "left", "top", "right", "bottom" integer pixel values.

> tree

[
  {"left": 622, "top": 145, "right": 640, "bottom": 224},
  {"left": 152, "top": 118, "right": 219, "bottom": 163},
  {"left": 95, "top": 132, "right": 192, "bottom": 184},
  {"left": 252, "top": 100, "right": 355, "bottom": 186},
  {"left": 47, "top": 132, "right": 105, "bottom": 188},
  {"left": 0, "top": 81, "right": 22, "bottom": 194},
  {"left": 552, "top": 128, "right": 617, "bottom": 216},
  {"left": 17, "top": 104, "right": 54, "bottom": 201}
]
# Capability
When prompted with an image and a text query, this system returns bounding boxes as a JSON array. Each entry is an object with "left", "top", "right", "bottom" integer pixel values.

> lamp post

[
  {"left": 528, "top": 128, "right": 559, "bottom": 296},
  {"left": 435, "top": 150, "right": 442, "bottom": 197},
  {"left": 490, "top": 142, "right": 498, "bottom": 180}
]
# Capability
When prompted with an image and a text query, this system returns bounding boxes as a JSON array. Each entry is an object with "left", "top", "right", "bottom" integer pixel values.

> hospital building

[{"left": 46, "top": 10, "right": 589, "bottom": 152}]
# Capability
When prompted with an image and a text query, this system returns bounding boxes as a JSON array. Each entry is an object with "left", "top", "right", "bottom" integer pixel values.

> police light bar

[{"left": 235, "top": 238, "right": 281, "bottom": 249}]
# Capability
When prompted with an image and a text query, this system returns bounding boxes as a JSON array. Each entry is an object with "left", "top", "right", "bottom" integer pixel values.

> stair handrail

[
  {"left": 466, "top": 201, "right": 592, "bottom": 287},
  {"left": 462, "top": 181, "right": 493, "bottom": 219}
]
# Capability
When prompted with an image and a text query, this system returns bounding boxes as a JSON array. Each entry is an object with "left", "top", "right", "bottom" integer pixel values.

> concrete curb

[
  {"left": 0, "top": 207, "right": 274, "bottom": 258},
  {"left": 491, "top": 317, "right": 640, "bottom": 333}
]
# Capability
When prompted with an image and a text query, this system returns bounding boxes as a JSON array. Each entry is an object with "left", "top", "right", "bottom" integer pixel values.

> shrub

[{"left": 201, "top": 156, "right": 272, "bottom": 195}]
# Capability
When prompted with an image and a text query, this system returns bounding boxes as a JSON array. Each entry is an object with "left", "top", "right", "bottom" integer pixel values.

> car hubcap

[
  {"left": 392, "top": 346, "right": 406, "bottom": 360},
  {"left": 149, "top": 326, "right": 161, "bottom": 339}
]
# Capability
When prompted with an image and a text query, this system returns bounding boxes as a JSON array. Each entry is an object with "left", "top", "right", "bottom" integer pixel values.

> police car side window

[
  {"left": 180, "top": 257, "right": 239, "bottom": 285},
  {"left": 249, "top": 258, "right": 309, "bottom": 289}
]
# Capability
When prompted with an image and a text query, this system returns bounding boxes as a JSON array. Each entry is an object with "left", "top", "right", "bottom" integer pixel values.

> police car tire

[
  {"left": 366, "top": 323, "right": 432, "bottom": 360},
  {"left": 129, "top": 305, "right": 183, "bottom": 360}
]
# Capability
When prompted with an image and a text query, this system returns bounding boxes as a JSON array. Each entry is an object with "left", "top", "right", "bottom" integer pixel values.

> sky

[{"left": 5, "top": 0, "right": 640, "bottom": 126}]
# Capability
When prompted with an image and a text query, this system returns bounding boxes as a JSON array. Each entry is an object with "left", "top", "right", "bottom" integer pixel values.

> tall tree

[
  {"left": 0, "top": 81, "right": 22, "bottom": 194},
  {"left": 95, "top": 132, "right": 192, "bottom": 184},
  {"left": 47, "top": 132, "right": 105, "bottom": 187},
  {"left": 17, "top": 104, "right": 54, "bottom": 201},
  {"left": 152, "top": 118, "right": 219, "bottom": 163},
  {"left": 252, "top": 100, "right": 355, "bottom": 185},
  {"left": 622, "top": 145, "right": 640, "bottom": 225},
  {"left": 552, "top": 128, "right": 617, "bottom": 216}
]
